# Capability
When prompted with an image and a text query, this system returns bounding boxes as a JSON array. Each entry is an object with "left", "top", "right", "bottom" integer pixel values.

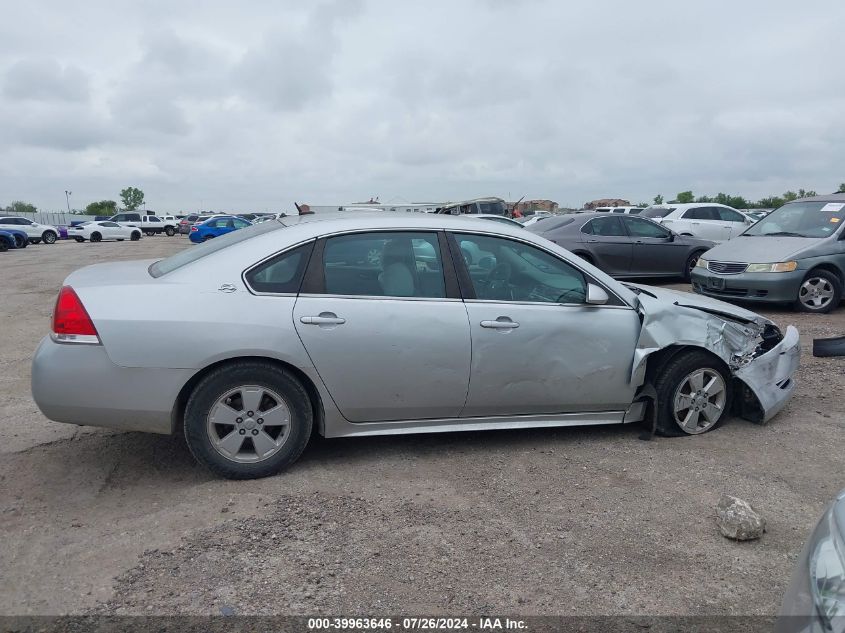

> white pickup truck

[{"left": 108, "top": 213, "right": 178, "bottom": 237}]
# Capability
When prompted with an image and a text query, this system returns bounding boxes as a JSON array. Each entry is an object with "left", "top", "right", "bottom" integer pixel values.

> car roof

[{"left": 791, "top": 192, "right": 845, "bottom": 203}]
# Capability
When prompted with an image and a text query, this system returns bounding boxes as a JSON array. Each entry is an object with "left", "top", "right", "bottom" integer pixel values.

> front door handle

[
  {"left": 300, "top": 313, "right": 346, "bottom": 326},
  {"left": 480, "top": 318, "right": 519, "bottom": 329}
]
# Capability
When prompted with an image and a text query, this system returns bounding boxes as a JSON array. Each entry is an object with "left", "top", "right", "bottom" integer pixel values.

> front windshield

[{"left": 742, "top": 201, "right": 845, "bottom": 238}]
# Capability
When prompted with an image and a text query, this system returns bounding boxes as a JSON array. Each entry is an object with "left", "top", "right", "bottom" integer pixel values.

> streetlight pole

[{"left": 64, "top": 190, "right": 72, "bottom": 214}]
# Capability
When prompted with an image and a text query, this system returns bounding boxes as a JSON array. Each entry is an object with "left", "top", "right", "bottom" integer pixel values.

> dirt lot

[{"left": 1, "top": 236, "right": 843, "bottom": 616}]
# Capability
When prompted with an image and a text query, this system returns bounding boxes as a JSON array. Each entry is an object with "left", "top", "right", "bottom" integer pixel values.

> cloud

[{"left": 2, "top": 58, "right": 90, "bottom": 102}]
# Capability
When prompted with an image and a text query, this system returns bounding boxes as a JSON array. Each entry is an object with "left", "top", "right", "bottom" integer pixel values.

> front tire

[
  {"left": 130, "top": 231, "right": 141, "bottom": 241},
  {"left": 794, "top": 270, "right": 841, "bottom": 314},
  {"left": 90, "top": 232, "right": 102, "bottom": 242},
  {"left": 653, "top": 350, "right": 730, "bottom": 437},
  {"left": 183, "top": 361, "right": 313, "bottom": 479},
  {"left": 0, "top": 238, "right": 8, "bottom": 252},
  {"left": 14, "top": 235, "right": 27, "bottom": 248},
  {"left": 42, "top": 231, "right": 57, "bottom": 244},
  {"left": 684, "top": 250, "right": 705, "bottom": 282}
]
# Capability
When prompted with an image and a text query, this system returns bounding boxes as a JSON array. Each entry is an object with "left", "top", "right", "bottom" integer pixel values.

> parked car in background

[
  {"left": 0, "top": 229, "right": 17, "bottom": 251},
  {"left": 435, "top": 197, "right": 508, "bottom": 216},
  {"left": 777, "top": 487, "right": 845, "bottom": 633},
  {"left": 593, "top": 206, "right": 646, "bottom": 215},
  {"left": 641, "top": 203, "right": 753, "bottom": 241},
  {"left": 178, "top": 214, "right": 200, "bottom": 235},
  {"left": 32, "top": 213, "right": 799, "bottom": 479},
  {"left": 69, "top": 221, "right": 142, "bottom": 242},
  {"left": 0, "top": 227, "right": 30, "bottom": 248},
  {"left": 108, "top": 213, "right": 178, "bottom": 236},
  {"left": 189, "top": 215, "right": 252, "bottom": 243},
  {"left": 691, "top": 194, "right": 845, "bottom": 313},
  {"left": 529, "top": 212, "right": 714, "bottom": 280},
  {"left": 519, "top": 214, "right": 553, "bottom": 228},
  {"left": 0, "top": 216, "right": 59, "bottom": 244}
]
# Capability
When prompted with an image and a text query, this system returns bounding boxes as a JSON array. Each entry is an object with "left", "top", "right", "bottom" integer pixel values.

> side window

[
  {"left": 102, "top": 222, "right": 119, "bottom": 227},
  {"left": 587, "top": 216, "right": 626, "bottom": 237},
  {"left": 630, "top": 208, "right": 644, "bottom": 215},
  {"left": 612, "top": 208, "right": 625, "bottom": 213},
  {"left": 246, "top": 243, "right": 313, "bottom": 294},
  {"left": 149, "top": 216, "right": 161, "bottom": 223},
  {"left": 625, "top": 217, "right": 671, "bottom": 239},
  {"left": 323, "top": 232, "right": 445, "bottom": 298},
  {"left": 717, "top": 208, "right": 745, "bottom": 222},
  {"left": 234, "top": 219, "right": 250, "bottom": 228},
  {"left": 113, "top": 214, "right": 125, "bottom": 222},
  {"left": 453, "top": 234, "right": 586, "bottom": 304}
]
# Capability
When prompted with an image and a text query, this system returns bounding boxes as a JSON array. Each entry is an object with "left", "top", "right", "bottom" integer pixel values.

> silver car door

[
  {"left": 293, "top": 231, "right": 471, "bottom": 422},
  {"left": 449, "top": 232, "right": 641, "bottom": 417}
]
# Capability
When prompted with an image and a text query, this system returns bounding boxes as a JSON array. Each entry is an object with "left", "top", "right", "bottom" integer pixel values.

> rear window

[
  {"left": 641, "top": 207, "right": 673, "bottom": 218},
  {"left": 149, "top": 220, "right": 283, "bottom": 277},
  {"left": 529, "top": 216, "right": 575, "bottom": 232}
]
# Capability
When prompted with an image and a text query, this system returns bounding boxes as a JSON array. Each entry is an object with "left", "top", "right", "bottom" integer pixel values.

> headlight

[
  {"left": 746, "top": 261, "right": 798, "bottom": 273},
  {"left": 809, "top": 505, "right": 845, "bottom": 632},
  {"left": 695, "top": 257, "right": 709, "bottom": 269}
]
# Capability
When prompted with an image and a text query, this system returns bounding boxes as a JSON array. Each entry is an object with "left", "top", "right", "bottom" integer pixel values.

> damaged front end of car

[{"left": 628, "top": 285, "right": 800, "bottom": 425}]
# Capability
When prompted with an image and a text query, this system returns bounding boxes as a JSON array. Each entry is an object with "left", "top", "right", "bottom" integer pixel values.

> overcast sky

[{"left": 1, "top": 0, "right": 843, "bottom": 212}]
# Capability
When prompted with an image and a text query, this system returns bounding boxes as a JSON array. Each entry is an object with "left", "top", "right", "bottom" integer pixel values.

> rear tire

[
  {"left": 684, "top": 250, "right": 705, "bottom": 282},
  {"left": 42, "top": 231, "right": 57, "bottom": 244},
  {"left": 90, "top": 232, "right": 102, "bottom": 242},
  {"left": 794, "top": 269, "right": 841, "bottom": 314},
  {"left": 165, "top": 226, "right": 176, "bottom": 237},
  {"left": 0, "top": 238, "right": 8, "bottom": 252},
  {"left": 653, "top": 350, "right": 731, "bottom": 437},
  {"left": 183, "top": 361, "right": 313, "bottom": 479},
  {"left": 130, "top": 231, "right": 141, "bottom": 241}
]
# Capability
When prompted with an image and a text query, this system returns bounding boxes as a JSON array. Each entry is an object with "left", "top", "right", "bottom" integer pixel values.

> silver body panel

[{"left": 31, "top": 213, "right": 800, "bottom": 439}]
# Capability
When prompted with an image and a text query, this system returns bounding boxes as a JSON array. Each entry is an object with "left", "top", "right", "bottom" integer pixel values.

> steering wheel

[{"left": 486, "top": 262, "right": 513, "bottom": 300}]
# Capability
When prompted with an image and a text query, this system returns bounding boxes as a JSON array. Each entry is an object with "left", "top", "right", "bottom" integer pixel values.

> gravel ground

[{"left": 1, "top": 236, "right": 843, "bottom": 616}]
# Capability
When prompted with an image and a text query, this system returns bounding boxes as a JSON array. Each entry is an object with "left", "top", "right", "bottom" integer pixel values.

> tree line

[
  {"left": 650, "top": 182, "right": 845, "bottom": 209},
  {"left": 1, "top": 187, "right": 146, "bottom": 216}
]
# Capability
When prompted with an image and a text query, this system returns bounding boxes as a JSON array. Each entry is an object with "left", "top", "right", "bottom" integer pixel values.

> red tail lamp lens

[{"left": 53, "top": 286, "right": 98, "bottom": 336}]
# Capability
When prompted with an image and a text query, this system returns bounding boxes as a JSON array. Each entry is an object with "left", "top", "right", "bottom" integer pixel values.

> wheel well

[
  {"left": 170, "top": 356, "right": 325, "bottom": 438},
  {"left": 805, "top": 263, "right": 844, "bottom": 285},
  {"left": 643, "top": 344, "right": 729, "bottom": 383}
]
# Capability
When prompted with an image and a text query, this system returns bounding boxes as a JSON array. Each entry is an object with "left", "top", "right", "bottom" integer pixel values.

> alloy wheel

[
  {"left": 672, "top": 368, "right": 726, "bottom": 434},
  {"left": 799, "top": 277, "right": 834, "bottom": 311},
  {"left": 206, "top": 385, "right": 292, "bottom": 463}
]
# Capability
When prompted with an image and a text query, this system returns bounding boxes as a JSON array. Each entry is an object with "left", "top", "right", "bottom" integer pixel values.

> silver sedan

[{"left": 32, "top": 213, "right": 800, "bottom": 479}]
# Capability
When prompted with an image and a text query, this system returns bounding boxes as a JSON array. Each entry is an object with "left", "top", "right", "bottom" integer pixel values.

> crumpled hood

[
  {"left": 702, "top": 236, "right": 819, "bottom": 263},
  {"left": 627, "top": 283, "right": 767, "bottom": 325}
]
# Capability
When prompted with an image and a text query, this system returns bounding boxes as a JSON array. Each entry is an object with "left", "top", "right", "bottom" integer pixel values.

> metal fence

[{"left": 6, "top": 211, "right": 82, "bottom": 225}]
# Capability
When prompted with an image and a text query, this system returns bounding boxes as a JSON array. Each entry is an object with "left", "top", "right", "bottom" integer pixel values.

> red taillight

[
  {"left": 52, "top": 286, "right": 98, "bottom": 339},
  {"left": 190, "top": 225, "right": 198, "bottom": 231}
]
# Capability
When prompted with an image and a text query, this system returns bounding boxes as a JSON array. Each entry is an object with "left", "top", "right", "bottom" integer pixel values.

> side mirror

[
  {"left": 586, "top": 283, "right": 609, "bottom": 305},
  {"left": 665, "top": 233, "right": 675, "bottom": 242}
]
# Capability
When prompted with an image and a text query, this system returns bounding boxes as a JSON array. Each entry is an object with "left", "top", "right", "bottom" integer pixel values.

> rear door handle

[
  {"left": 480, "top": 318, "right": 519, "bottom": 329},
  {"left": 300, "top": 313, "right": 346, "bottom": 325}
]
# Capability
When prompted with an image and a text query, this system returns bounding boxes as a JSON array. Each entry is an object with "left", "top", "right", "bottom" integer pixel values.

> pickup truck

[{"left": 108, "top": 213, "right": 178, "bottom": 236}]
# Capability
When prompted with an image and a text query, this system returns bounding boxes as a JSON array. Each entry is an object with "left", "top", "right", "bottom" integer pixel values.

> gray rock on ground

[{"left": 716, "top": 494, "right": 766, "bottom": 541}]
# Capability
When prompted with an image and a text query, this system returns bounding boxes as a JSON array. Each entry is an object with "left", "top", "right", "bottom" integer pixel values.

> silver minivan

[{"left": 691, "top": 194, "right": 845, "bottom": 313}]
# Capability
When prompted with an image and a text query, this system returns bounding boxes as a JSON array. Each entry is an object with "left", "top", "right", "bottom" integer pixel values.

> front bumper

[
  {"left": 735, "top": 324, "right": 800, "bottom": 423},
  {"left": 31, "top": 336, "right": 194, "bottom": 435},
  {"left": 691, "top": 268, "right": 805, "bottom": 303}
]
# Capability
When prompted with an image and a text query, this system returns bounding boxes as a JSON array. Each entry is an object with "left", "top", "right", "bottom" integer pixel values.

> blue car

[
  {"left": 1, "top": 228, "right": 29, "bottom": 249},
  {"left": 0, "top": 229, "right": 16, "bottom": 251},
  {"left": 189, "top": 215, "right": 252, "bottom": 243}
]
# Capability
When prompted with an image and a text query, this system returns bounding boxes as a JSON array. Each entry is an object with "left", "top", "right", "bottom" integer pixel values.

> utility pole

[{"left": 64, "top": 190, "right": 72, "bottom": 214}]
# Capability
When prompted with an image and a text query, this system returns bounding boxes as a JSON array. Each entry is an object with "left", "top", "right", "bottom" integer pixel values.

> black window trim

[
  {"left": 445, "top": 229, "right": 630, "bottom": 308},
  {"left": 299, "top": 229, "right": 461, "bottom": 301}
]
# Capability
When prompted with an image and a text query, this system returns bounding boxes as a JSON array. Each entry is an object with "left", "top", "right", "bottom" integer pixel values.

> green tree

[
  {"left": 120, "top": 187, "right": 145, "bottom": 211},
  {"left": 653, "top": 194, "right": 664, "bottom": 205},
  {"left": 782, "top": 190, "right": 798, "bottom": 202},
  {"left": 796, "top": 189, "right": 817, "bottom": 198},
  {"left": 695, "top": 194, "right": 713, "bottom": 203},
  {"left": 837, "top": 183, "right": 845, "bottom": 193},
  {"left": 757, "top": 196, "right": 784, "bottom": 209},
  {"left": 7, "top": 200, "right": 37, "bottom": 214},
  {"left": 85, "top": 200, "right": 118, "bottom": 216},
  {"left": 675, "top": 191, "right": 695, "bottom": 203}
]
